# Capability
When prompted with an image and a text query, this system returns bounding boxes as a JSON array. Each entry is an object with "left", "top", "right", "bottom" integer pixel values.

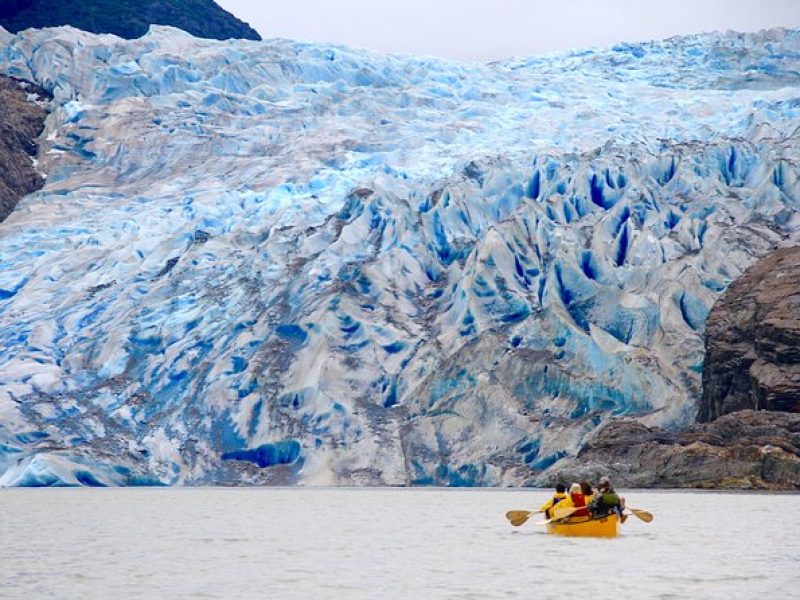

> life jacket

[{"left": 570, "top": 492, "right": 589, "bottom": 517}]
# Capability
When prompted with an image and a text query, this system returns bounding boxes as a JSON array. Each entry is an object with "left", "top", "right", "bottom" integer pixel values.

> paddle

[
  {"left": 534, "top": 506, "right": 579, "bottom": 525},
  {"left": 625, "top": 507, "right": 654, "bottom": 522},
  {"left": 505, "top": 509, "right": 542, "bottom": 527},
  {"left": 506, "top": 503, "right": 583, "bottom": 527}
]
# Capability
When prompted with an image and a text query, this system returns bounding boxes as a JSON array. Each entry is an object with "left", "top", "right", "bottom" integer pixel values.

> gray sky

[{"left": 217, "top": 0, "right": 800, "bottom": 61}]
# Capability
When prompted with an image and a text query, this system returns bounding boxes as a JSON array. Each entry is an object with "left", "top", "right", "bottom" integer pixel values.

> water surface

[{"left": 1, "top": 488, "right": 797, "bottom": 599}]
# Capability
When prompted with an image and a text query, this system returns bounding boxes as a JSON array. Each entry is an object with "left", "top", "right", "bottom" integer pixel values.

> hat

[
  {"left": 598, "top": 476, "right": 611, "bottom": 488},
  {"left": 569, "top": 482, "right": 581, "bottom": 494}
]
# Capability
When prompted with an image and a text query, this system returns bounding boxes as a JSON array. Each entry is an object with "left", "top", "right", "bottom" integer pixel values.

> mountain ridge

[{"left": 0, "top": 0, "right": 261, "bottom": 41}]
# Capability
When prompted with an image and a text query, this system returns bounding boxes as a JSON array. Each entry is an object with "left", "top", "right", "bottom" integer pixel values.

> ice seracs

[{"left": 1, "top": 26, "right": 799, "bottom": 486}]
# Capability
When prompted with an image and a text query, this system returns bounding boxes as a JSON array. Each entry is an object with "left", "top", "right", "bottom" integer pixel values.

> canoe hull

[{"left": 546, "top": 514, "right": 620, "bottom": 538}]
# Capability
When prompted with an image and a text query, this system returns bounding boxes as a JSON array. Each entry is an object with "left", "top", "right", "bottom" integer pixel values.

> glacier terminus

[{"left": 1, "top": 25, "right": 799, "bottom": 486}]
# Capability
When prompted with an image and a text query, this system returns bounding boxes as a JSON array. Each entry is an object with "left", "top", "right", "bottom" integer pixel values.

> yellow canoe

[{"left": 546, "top": 513, "right": 620, "bottom": 538}]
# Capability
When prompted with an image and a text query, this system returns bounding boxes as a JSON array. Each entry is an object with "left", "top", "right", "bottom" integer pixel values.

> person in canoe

[
  {"left": 580, "top": 480, "right": 594, "bottom": 502},
  {"left": 589, "top": 476, "right": 627, "bottom": 523},
  {"left": 566, "top": 482, "right": 591, "bottom": 517},
  {"left": 539, "top": 483, "right": 568, "bottom": 519},
  {"left": 552, "top": 482, "right": 590, "bottom": 519}
]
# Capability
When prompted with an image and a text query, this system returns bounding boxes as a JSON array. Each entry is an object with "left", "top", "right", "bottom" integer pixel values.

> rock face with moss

[
  {"left": 0, "top": 75, "right": 49, "bottom": 222},
  {"left": 700, "top": 246, "right": 800, "bottom": 421},
  {"left": 0, "top": 0, "right": 260, "bottom": 41}
]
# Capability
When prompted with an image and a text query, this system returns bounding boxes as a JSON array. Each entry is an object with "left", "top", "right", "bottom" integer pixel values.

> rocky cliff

[
  {"left": 0, "top": 75, "right": 49, "bottom": 222},
  {"left": 0, "top": 0, "right": 261, "bottom": 41},
  {"left": 544, "top": 410, "right": 800, "bottom": 489},
  {"left": 700, "top": 246, "right": 800, "bottom": 421}
]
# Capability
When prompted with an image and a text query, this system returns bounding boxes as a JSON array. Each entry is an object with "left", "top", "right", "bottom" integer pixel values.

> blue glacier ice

[{"left": 1, "top": 25, "right": 800, "bottom": 486}]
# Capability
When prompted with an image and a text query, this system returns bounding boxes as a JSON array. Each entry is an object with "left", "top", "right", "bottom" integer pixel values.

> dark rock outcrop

[
  {"left": 0, "top": 75, "right": 50, "bottom": 222},
  {"left": 543, "top": 246, "right": 800, "bottom": 490},
  {"left": 700, "top": 246, "right": 800, "bottom": 421},
  {"left": 0, "top": 0, "right": 261, "bottom": 41},
  {"left": 544, "top": 410, "right": 800, "bottom": 489}
]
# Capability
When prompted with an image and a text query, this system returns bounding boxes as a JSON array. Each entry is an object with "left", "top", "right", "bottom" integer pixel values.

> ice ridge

[{"left": 1, "top": 26, "right": 799, "bottom": 486}]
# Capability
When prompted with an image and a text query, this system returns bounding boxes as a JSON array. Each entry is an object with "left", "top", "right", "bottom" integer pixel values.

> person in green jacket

[
  {"left": 590, "top": 476, "right": 627, "bottom": 523},
  {"left": 539, "top": 483, "right": 568, "bottom": 519}
]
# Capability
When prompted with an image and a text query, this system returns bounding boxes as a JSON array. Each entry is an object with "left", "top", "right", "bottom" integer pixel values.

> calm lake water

[{"left": 1, "top": 488, "right": 798, "bottom": 599}]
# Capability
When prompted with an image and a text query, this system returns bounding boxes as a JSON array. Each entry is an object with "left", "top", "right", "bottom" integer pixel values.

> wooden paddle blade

[
  {"left": 506, "top": 510, "right": 536, "bottom": 526},
  {"left": 628, "top": 507, "right": 654, "bottom": 522},
  {"left": 532, "top": 506, "right": 576, "bottom": 525},
  {"left": 506, "top": 510, "right": 532, "bottom": 522},
  {"left": 551, "top": 506, "right": 578, "bottom": 520}
]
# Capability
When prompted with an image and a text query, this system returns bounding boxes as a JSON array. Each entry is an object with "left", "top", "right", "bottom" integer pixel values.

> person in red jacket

[{"left": 567, "top": 482, "right": 590, "bottom": 518}]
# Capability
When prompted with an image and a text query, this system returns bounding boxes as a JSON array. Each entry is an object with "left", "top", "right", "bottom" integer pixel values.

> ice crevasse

[{"left": 1, "top": 25, "right": 800, "bottom": 486}]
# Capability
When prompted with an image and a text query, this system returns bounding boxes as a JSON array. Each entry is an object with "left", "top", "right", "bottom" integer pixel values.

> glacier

[{"left": 1, "top": 25, "right": 800, "bottom": 486}]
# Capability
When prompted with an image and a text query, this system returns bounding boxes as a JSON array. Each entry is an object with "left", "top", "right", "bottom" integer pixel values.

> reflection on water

[{"left": 1, "top": 488, "right": 798, "bottom": 599}]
